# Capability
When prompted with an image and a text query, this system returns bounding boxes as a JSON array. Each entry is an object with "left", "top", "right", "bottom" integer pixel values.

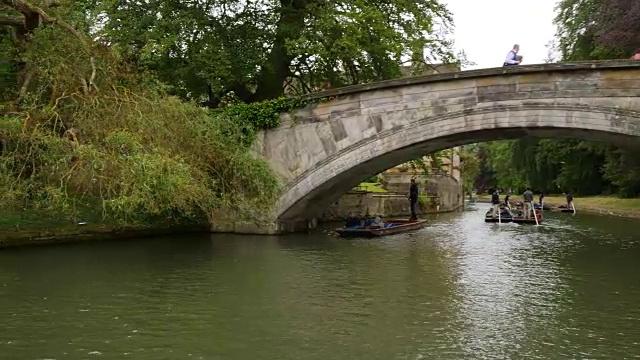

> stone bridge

[{"left": 246, "top": 61, "right": 640, "bottom": 233}]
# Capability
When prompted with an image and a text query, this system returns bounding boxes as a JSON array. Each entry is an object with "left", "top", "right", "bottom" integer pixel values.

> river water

[{"left": 1, "top": 204, "right": 640, "bottom": 359}]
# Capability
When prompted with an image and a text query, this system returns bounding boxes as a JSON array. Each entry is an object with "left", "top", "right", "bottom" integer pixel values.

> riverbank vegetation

[
  {"left": 472, "top": 0, "right": 640, "bottom": 199},
  {"left": 0, "top": 0, "right": 460, "bottom": 235}
]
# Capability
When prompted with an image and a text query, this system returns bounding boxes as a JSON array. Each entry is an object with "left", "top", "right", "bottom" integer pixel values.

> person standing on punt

[
  {"left": 523, "top": 187, "right": 534, "bottom": 219},
  {"left": 408, "top": 178, "right": 419, "bottom": 221},
  {"left": 503, "top": 44, "right": 522, "bottom": 66},
  {"left": 491, "top": 190, "right": 501, "bottom": 217},
  {"left": 566, "top": 191, "right": 574, "bottom": 209}
]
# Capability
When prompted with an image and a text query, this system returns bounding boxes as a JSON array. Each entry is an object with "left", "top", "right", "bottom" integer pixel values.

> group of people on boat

[
  {"left": 489, "top": 188, "right": 575, "bottom": 219},
  {"left": 490, "top": 188, "right": 541, "bottom": 219}
]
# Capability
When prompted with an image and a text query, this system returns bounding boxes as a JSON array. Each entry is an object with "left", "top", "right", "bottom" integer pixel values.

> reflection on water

[{"left": 1, "top": 204, "right": 640, "bottom": 359}]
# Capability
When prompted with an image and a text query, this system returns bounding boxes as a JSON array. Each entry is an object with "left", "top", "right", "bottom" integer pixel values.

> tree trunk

[{"left": 251, "top": 0, "right": 308, "bottom": 102}]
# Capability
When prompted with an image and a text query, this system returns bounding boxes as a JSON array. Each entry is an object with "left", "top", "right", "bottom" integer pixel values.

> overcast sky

[{"left": 441, "top": 0, "right": 558, "bottom": 70}]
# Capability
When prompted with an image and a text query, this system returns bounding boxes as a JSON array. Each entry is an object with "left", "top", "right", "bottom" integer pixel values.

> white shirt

[{"left": 504, "top": 50, "right": 519, "bottom": 64}]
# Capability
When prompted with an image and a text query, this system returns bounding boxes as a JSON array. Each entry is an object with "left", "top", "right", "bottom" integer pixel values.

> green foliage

[
  {"left": 78, "top": 0, "right": 459, "bottom": 104},
  {"left": 459, "top": 146, "right": 480, "bottom": 195},
  {"left": 554, "top": 0, "right": 599, "bottom": 60},
  {"left": 478, "top": 141, "right": 526, "bottom": 192},
  {"left": 475, "top": 138, "right": 640, "bottom": 197},
  {"left": 356, "top": 182, "right": 387, "bottom": 193},
  {"left": 418, "top": 194, "right": 438, "bottom": 207},
  {"left": 409, "top": 159, "right": 430, "bottom": 176},
  {"left": 428, "top": 152, "right": 445, "bottom": 172},
  {"left": 0, "top": 28, "right": 15, "bottom": 102},
  {"left": 601, "top": 149, "right": 640, "bottom": 198},
  {"left": 0, "top": 8, "right": 281, "bottom": 227},
  {"left": 408, "top": 150, "right": 449, "bottom": 177},
  {"left": 555, "top": 0, "right": 640, "bottom": 60},
  {"left": 220, "top": 96, "right": 316, "bottom": 145},
  {"left": 365, "top": 175, "right": 381, "bottom": 184}
]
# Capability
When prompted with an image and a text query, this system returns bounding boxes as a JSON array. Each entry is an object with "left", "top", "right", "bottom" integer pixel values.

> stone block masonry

[{"left": 319, "top": 174, "right": 464, "bottom": 221}]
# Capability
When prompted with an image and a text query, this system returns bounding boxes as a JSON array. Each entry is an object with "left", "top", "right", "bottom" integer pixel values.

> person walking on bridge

[
  {"left": 523, "top": 187, "right": 534, "bottom": 219},
  {"left": 503, "top": 44, "right": 522, "bottom": 66},
  {"left": 408, "top": 178, "right": 419, "bottom": 221}
]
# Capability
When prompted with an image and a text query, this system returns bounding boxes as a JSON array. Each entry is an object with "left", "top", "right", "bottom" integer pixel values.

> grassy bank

[
  {"left": 473, "top": 194, "right": 640, "bottom": 219},
  {"left": 355, "top": 182, "right": 388, "bottom": 193}
]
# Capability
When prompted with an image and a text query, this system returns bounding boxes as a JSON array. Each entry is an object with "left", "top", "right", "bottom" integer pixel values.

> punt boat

[
  {"left": 485, "top": 207, "right": 543, "bottom": 224},
  {"left": 554, "top": 205, "right": 576, "bottom": 213},
  {"left": 335, "top": 219, "right": 428, "bottom": 238},
  {"left": 484, "top": 209, "right": 513, "bottom": 223}
]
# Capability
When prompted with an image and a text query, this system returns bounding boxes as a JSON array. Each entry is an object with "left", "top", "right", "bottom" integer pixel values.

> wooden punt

[
  {"left": 335, "top": 219, "right": 428, "bottom": 238},
  {"left": 484, "top": 210, "right": 513, "bottom": 223},
  {"left": 485, "top": 208, "right": 543, "bottom": 224},
  {"left": 512, "top": 210, "right": 544, "bottom": 224}
]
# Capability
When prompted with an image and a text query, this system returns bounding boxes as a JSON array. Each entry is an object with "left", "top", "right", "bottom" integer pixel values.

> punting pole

[
  {"left": 531, "top": 201, "right": 539, "bottom": 226},
  {"left": 571, "top": 201, "right": 576, "bottom": 214}
]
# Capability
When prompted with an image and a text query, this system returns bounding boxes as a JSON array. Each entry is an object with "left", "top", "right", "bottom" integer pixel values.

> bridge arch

[{"left": 254, "top": 61, "right": 640, "bottom": 229}]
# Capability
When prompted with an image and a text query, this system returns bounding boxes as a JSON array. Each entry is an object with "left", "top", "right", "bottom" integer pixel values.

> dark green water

[{"left": 1, "top": 204, "right": 640, "bottom": 359}]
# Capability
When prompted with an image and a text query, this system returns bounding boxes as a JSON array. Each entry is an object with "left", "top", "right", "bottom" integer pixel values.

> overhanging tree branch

[
  {"left": 2, "top": 0, "right": 90, "bottom": 50},
  {"left": 2, "top": 0, "right": 97, "bottom": 92},
  {"left": 0, "top": 15, "right": 23, "bottom": 27}
]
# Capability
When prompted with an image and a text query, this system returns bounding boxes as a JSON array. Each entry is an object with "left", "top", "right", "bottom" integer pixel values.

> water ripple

[{"left": 1, "top": 205, "right": 640, "bottom": 358}]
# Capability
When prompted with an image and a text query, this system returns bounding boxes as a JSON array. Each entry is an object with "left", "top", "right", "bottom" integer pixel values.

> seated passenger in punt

[
  {"left": 372, "top": 216, "right": 385, "bottom": 228},
  {"left": 345, "top": 213, "right": 362, "bottom": 228},
  {"left": 504, "top": 193, "right": 512, "bottom": 209},
  {"left": 360, "top": 216, "right": 394, "bottom": 229}
]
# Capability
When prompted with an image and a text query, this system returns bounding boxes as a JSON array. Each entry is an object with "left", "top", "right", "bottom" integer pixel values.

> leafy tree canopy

[{"left": 75, "top": 0, "right": 459, "bottom": 106}]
